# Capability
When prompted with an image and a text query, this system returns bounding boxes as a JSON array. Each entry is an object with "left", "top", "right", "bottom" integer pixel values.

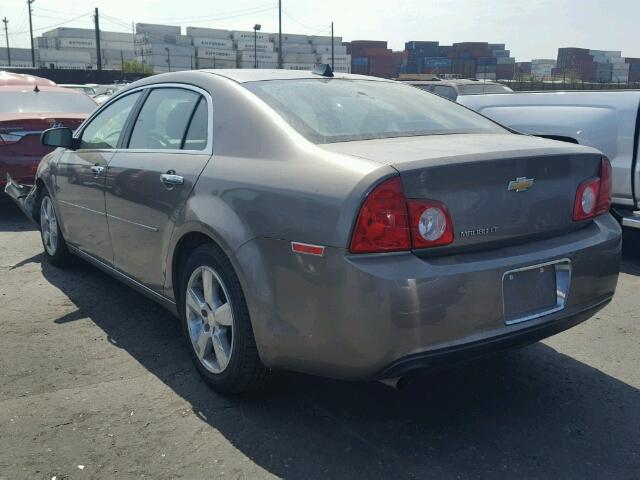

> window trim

[{"left": 75, "top": 83, "right": 214, "bottom": 155}]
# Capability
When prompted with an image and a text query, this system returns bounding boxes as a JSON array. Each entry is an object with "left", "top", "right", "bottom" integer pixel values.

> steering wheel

[{"left": 147, "top": 131, "right": 169, "bottom": 149}]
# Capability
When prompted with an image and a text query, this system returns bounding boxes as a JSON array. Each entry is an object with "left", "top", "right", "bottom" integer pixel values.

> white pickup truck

[{"left": 458, "top": 91, "right": 640, "bottom": 228}]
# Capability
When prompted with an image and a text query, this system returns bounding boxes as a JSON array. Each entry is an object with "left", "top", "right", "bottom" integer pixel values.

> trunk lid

[
  {"left": 0, "top": 113, "right": 86, "bottom": 156},
  {"left": 321, "top": 133, "right": 604, "bottom": 251}
]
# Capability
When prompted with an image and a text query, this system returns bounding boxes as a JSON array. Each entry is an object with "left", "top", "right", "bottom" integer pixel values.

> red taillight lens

[
  {"left": 349, "top": 177, "right": 410, "bottom": 253},
  {"left": 573, "top": 157, "right": 612, "bottom": 221},
  {"left": 407, "top": 200, "right": 454, "bottom": 248},
  {"left": 595, "top": 157, "right": 612, "bottom": 216}
]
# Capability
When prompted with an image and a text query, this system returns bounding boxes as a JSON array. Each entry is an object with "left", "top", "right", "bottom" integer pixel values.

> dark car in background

[
  {"left": 403, "top": 78, "right": 513, "bottom": 101},
  {"left": 0, "top": 72, "right": 96, "bottom": 188}
]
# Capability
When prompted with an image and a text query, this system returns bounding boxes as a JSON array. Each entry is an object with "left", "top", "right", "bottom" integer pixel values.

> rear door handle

[
  {"left": 160, "top": 172, "right": 184, "bottom": 187},
  {"left": 91, "top": 165, "right": 105, "bottom": 176}
]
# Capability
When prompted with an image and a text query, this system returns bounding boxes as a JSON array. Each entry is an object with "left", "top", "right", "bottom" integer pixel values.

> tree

[{"left": 122, "top": 59, "right": 153, "bottom": 74}]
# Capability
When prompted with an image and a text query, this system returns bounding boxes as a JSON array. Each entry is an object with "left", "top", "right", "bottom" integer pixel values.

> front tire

[
  {"left": 39, "top": 191, "right": 73, "bottom": 267},
  {"left": 180, "top": 244, "right": 269, "bottom": 395}
]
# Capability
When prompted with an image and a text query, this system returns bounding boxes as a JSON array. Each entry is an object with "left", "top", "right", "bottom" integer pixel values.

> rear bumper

[
  {"left": 239, "top": 214, "right": 621, "bottom": 380},
  {"left": 377, "top": 296, "right": 610, "bottom": 379}
]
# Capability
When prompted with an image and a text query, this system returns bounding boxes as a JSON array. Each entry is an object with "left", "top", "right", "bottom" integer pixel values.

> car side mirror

[{"left": 41, "top": 127, "right": 75, "bottom": 149}]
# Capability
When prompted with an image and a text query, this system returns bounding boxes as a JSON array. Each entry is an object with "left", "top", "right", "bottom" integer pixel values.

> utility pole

[
  {"left": 278, "top": 0, "right": 282, "bottom": 69},
  {"left": 165, "top": 47, "right": 171, "bottom": 72},
  {"left": 27, "top": 0, "right": 35, "bottom": 67},
  {"left": 94, "top": 8, "right": 102, "bottom": 70},
  {"left": 2, "top": 17, "right": 10, "bottom": 67},
  {"left": 331, "top": 22, "right": 334, "bottom": 70}
]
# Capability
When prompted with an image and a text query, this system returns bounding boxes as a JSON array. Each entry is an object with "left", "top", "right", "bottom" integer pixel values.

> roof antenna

[
  {"left": 33, "top": 84, "right": 40, "bottom": 92},
  {"left": 312, "top": 63, "right": 334, "bottom": 78}
]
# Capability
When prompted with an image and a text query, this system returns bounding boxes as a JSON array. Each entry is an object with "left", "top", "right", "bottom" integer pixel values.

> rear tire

[
  {"left": 38, "top": 189, "right": 73, "bottom": 268},
  {"left": 180, "top": 243, "right": 269, "bottom": 395}
]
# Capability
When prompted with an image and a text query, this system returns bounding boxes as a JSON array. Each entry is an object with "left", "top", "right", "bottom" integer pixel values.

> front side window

[
  {"left": 128, "top": 88, "right": 203, "bottom": 150},
  {"left": 244, "top": 79, "right": 506, "bottom": 144},
  {"left": 80, "top": 91, "right": 141, "bottom": 149}
]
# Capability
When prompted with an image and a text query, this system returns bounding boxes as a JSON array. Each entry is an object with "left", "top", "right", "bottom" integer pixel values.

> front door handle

[
  {"left": 91, "top": 165, "right": 105, "bottom": 176},
  {"left": 160, "top": 171, "right": 184, "bottom": 187}
]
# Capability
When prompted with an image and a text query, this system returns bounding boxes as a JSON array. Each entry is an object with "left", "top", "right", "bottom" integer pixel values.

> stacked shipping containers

[{"left": 346, "top": 41, "right": 394, "bottom": 78}]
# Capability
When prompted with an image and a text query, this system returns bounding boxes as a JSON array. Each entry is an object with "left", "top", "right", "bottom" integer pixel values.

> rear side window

[
  {"left": 183, "top": 97, "right": 208, "bottom": 150},
  {"left": 128, "top": 88, "right": 203, "bottom": 150}
]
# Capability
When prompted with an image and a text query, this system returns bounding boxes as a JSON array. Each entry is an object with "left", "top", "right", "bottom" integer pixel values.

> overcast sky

[{"left": 2, "top": 0, "right": 639, "bottom": 61}]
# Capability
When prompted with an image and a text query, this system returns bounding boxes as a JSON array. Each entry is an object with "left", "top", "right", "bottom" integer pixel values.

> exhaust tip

[{"left": 379, "top": 376, "right": 408, "bottom": 390}]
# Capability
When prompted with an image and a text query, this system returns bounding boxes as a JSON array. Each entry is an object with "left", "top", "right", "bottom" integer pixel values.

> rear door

[
  {"left": 55, "top": 91, "right": 142, "bottom": 262},
  {"left": 104, "top": 85, "right": 212, "bottom": 292}
]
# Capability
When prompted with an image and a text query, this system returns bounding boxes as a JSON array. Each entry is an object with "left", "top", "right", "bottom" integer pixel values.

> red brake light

[
  {"left": 573, "top": 157, "right": 612, "bottom": 221},
  {"left": 595, "top": 157, "right": 612, "bottom": 216},
  {"left": 407, "top": 200, "right": 454, "bottom": 248},
  {"left": 349, "top": 177, "right": 410, "bottom": 253}
]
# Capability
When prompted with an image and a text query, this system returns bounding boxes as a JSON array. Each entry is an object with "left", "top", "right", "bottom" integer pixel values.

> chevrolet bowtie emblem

[{"left": 507, "top": 177, "right": 535, "bottom": 192}]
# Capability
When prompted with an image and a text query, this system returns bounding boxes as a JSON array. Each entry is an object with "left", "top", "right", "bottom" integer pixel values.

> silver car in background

[{"left": 6, "top": 69, "right": 621, "bottom": 394}]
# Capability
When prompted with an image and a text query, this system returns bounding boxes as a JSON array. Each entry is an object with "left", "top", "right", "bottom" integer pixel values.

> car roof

[
  {"left": 0, "top": 84, "right": 86, "bottom": 94},
  {"left": 157, "top": 69, "right": 392, "bottom": 84},
  {"left": 0, "top": 71, "right": 56, "bottom": 87}
]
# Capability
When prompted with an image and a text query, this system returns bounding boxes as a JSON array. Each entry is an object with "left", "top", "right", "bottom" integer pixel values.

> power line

[
  {"left": 140, "top": 3, "right": 277, "bottom": 23},
  {"left": 7, "top": 12, "right": 92, "bottom": 37}
]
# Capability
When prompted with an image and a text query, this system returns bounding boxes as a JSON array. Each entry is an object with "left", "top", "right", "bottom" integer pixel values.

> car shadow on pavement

[
  {"left": 0, "top": 200, "right": 37, "bottom": 233},
  {"left": 37, "top": 255, "right": 640, "bottom": 479}
]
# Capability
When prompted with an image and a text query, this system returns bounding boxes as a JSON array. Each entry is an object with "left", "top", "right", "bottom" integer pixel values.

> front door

[
  {"left": 104, "top": 86, "right": 212, "bottom": 292},
  {"left": 55, "top": 91, "right": 143, "bottom": 262}
]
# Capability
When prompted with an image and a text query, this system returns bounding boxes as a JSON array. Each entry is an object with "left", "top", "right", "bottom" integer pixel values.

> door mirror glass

[{"left": 41, "top": 127, "right": 74, "bottom": 149}]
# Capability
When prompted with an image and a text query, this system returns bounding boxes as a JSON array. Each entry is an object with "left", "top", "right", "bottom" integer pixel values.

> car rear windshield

[
  {"left": 457, "top": 84, "right": 513, "bottom": 95},
  {"left": 244, "top": 79, "right": 506, "bottom": 143},
  {"left": 0, "top": 91, "right": 97, "bottom": 114}
]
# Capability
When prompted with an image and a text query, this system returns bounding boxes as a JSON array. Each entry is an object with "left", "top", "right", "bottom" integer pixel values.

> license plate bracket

[{"left": 503, "top": 260, "right": 571, "bottom": 325}]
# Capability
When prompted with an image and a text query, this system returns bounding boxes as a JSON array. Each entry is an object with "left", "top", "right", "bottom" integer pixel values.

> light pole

[
  {"left": 253, "top": 24, "right": 261, "bottom": 69},
  {"left": 165, "top": 47, "right": 171, "bottom": 72}
]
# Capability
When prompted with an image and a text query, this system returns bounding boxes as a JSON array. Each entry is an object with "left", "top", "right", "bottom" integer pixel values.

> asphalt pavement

[{"left": 1, "top": 200, "right": 638, "bottom": 479}]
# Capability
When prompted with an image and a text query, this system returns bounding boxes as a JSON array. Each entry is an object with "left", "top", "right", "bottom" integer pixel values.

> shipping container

[
  {"left": 136, "top": 23, "right": 180, "bottom": 36},
  {"left": 352, "top": 57, "right": 369, "bottom": 66},
  {"left": 272, "top": 33, "right": 309, "bottom": 44},
  {"left": 238, "top": 61, "right": 278, "bottom": 69},
  {"left": 193, "top": 37, "right": 234, "bottom": 50},
  {"left": 235, "top": 40, "right": 274, "bottom": 52},
  {"left": 310, "top": 35, "right": 342, "bottom": 45},
  {"left": 497, "top": 57, "right": 515, "bottom": 65},
  {"left": 57, "top": 37, "right": 95, "bottom": 49},
  {"left": 197, "top": 58, "right": 237, "bottom": 69},
  {"left": 196, "top": 48, "right": 237, "bottom": 61},
  {"left": 186, "top": 27, "right": 231, "bottom": 39},
  {"left": 314, "top": 45, "right": 347, "bottom": 55},
  {"left": 238, "top": 51, "right": 279, "bottom": 63},
  {"left": 319, "top": 54, "right": 351, "bottom": 64},
  {"left": 231, "top": 30, "right": 269, "bottom": 42},
  {"left": 38, "top": 48, "right": 91, "bottom": 62},
  {"left": 422, "top": 57, "right": 452, "bottom": 68},
  {"left": 283, "top": 53, "right": 317, "bottom": 63},
  {"left": 278, "top": 43, "right": 314, "bottom": 54},
  {"left": 283, "top": 63, "right": 315, "bottom": 70}
]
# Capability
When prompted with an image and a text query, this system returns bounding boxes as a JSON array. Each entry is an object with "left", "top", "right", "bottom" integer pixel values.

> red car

[{"left": 0, "top": 72, "right": 96, "bottom": 188}]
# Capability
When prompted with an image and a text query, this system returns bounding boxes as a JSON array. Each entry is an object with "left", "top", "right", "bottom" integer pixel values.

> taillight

[
  {"left": 573, "top": 157, "right": 612, "bottom": 221},
  {"left": 407, "top": 200, "right": 454, "bottom": 248},
  {"left": 595, "top": 157, "right": 612, "bottom": 216},
  {"left": 349, "top": 177, "right": 410, "bottom": 253},
  {"left": 349, "top": 176, "right": 454, "bottom": 253},
  {"left": 0, "top": 133, "right": 22, "bottom": 145}
]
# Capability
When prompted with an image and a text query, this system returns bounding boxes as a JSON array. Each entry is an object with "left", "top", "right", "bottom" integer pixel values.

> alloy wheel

[
  {"left": 185, "top": 266, "right": 235, "bottom": 374},
  {"left": 40, "top": 196, "right": 58, "bottom": 256}
]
